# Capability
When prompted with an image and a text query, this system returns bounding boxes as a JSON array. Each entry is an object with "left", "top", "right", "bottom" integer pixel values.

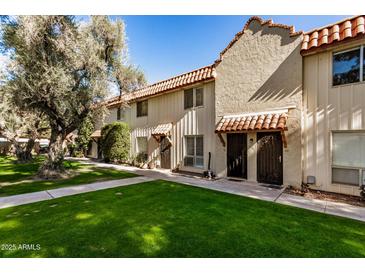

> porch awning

[
  {"left": 151, "top": 123, "right": 173, "bottom": 137},
  {"left": 215, "top": 111, "right": 288, "bottom": 133},
  {"left": 90, "top": 130, "right": 101, "bottom": 139}
]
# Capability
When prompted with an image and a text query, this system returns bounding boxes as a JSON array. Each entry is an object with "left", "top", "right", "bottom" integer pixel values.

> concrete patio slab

[{"left": 0, "top": 191, "right": 52, "bottom": 209}]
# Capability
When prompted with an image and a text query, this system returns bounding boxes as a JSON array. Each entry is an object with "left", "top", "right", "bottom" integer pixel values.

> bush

[{"left": 100, "top": 122, "right": 130, "bottom": 163}]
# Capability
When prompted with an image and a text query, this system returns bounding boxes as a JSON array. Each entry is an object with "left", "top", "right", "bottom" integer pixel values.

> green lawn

[
  {"left": 0, "top": 156, "right": 137, "bottom": 197},
  {"left": 0, "top": 180, "right": 364, "bottom": 258}
]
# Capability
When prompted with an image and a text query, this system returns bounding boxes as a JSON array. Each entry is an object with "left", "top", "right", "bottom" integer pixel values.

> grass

[
  {"left": 0, "top": 156, "right": 137, "bottom": 197},
  {"left": 0, "top": 180, "right": 364, "bottom": 258}
]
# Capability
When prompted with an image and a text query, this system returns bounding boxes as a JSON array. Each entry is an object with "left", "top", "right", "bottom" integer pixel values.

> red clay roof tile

[
  {"left": 106, "top": 64, "right": 216, "bottom": 108},
  {"left": 301, "top": 15, "right": 365, "bottom": 53},
  {"left": 215, "top": 112, "right": 288, "bottom": 133}
]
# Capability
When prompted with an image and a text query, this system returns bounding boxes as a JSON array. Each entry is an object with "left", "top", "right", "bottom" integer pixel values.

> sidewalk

[
  {"left": 84, "top": 159, "right": 365, "bottom": 222},
  {"left": 0, "top": 176, "right": 151, "bottom": 209},
  {"left": 1, "top": 158, "right": 365, "bottom": 223}
]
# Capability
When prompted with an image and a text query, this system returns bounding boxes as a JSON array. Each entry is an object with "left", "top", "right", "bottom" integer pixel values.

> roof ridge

[{"left": 144, "top": 64, "right": 215, "bottom": 88}]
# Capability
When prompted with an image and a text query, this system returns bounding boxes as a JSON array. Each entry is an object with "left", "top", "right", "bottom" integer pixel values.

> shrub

[{"left": 100, "top": 122, "right": 130, "bottom": 163}]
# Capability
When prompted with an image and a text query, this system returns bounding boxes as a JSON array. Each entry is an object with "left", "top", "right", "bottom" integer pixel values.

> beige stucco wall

[
  {"left": 214, "top": 19, "right": 303, "bottom": 187},
  {"left": 93, "top": 81, "right": 216, "bottom": 173},
  {"left": 303, "top": 40, "right": 365, "bottom": 196}
]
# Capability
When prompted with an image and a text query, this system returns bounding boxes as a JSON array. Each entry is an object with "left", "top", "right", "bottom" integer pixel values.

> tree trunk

[
  {"left": 14, "top": 139, "right": 34, "bottom": 163},
  {"left": 38, "top": 131, "right": 66, "bottom": 179}
]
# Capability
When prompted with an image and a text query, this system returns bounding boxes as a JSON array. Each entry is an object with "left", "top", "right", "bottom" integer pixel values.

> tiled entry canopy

[
  {"left": 215, "top": 110, "right": 289, "bottom": 148},
  {"left": 215, "top": 112, "right": 288, "bottom": 133},
  {"left": 151, "top": 123, "right": 173, "bottom": 144}
]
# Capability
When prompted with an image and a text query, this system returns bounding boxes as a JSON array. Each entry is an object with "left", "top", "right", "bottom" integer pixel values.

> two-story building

[{"left": 90, "top": 15, "right": 365, "bottom": 197}]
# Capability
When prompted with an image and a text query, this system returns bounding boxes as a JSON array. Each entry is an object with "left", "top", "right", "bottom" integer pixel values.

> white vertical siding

[{"left": 303, "top": 41, "right": 365, "bottom": 196}]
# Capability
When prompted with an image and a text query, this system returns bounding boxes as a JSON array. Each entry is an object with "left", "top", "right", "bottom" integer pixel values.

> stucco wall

[
  {"left": 303, "top": 40, "right": 365, "bottom": 196},
  {"left": 214, "top": 19, "right": 303, "bottom": 187}
]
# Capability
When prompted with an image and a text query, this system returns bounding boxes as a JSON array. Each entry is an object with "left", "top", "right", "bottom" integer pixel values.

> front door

[
  {"left": 257, "top": 132, "right": 283, "bottom": 185},
  {"left": 160, "top": 136, "right": 171, "bottom": 169},
  {"left": 227, "top": 133, "right": 247, "bottom": 178}
]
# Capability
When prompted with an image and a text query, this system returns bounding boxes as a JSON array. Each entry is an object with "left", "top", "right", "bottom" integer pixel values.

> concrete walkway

[
  {"left": 1, "top": 158, "right": 364, "bottom": 223},
  {"left": 0, "top": 176, "right": 151, "bottom": 209}
]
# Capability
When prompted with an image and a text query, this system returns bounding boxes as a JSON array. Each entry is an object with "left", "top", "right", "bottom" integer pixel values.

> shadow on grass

[
  {"left": 0, "top": 156, "right": 137, "bottom": 197},
  {"left": 0, "top": 180, "right": 364, "bottom": 258}
]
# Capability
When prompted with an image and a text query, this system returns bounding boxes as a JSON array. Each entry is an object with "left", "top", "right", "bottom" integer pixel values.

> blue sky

[
  {"left": 1, "top": 16, "right": 350, "bottom": 85},
  {"left": 113, "top": 16, "right": 350, "bottom": 84}
]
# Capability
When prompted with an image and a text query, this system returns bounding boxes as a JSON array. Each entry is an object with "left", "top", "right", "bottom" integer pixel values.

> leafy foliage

[
  {"left": 101, "top": 122, "right": 130, "bottom": 163},
  {"left": 0, "top": 16, "right": 144, "bottom": 176},
  {"left": 74, "top": 114, "right": 94, "bottom": 156}
]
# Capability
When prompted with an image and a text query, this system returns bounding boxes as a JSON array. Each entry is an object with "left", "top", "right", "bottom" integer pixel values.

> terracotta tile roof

[
  {"left": 301, "top": 15, "right": 365, "bottom": 53},
  {"left": 106, "top": 65, "right": 216, "bottom": 108},
  {"left": 215, "top": 112, "right": 288, "bottom": 133},
  {"left": 151, "top": 123, "right": 173, "bottom": 136},
  {"left": 215, "top": 16, "right": 302, "bottom": 65}
]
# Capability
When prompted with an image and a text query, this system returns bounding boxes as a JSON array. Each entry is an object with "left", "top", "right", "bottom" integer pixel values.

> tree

[
  {"left": 1, "top": 16, "right": 144, "bottom": 177},
  {"left": 0, "top": 86, "right": 49, "bottom": 162}
]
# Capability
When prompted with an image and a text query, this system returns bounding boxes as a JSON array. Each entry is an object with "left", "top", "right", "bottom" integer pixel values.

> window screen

[
  {"left": 332, "top": 131, "right": 365, "bottom": 186},
  {"left": 137, "top": 100, "right": 148, "bottom": 117},
  {"left": 137, "top": 137, "right": 148, "bottom": 153},
  {"left": 333, "top": 48, "right": 361, "bottom": 86},
  {"left": 184, "top": 136, "right": 204, "bottom": 168},
  {"left": 332, "top": 132, "right": 365, "bottom": 167},
  {"left": 195, "top": 88, "right": 204, "bottom": 107},
  {"left": 184, "top": 89, "right": 194, "bottom": 109}
]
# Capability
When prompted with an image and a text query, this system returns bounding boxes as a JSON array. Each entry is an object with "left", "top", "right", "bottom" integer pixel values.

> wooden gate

[
  {"left": 257, "top": 132, "right": 283, "bottom": 185},
  {"left": 227, "top": 133, "right": 247, "bottom": 178},
  {"left": 160, "top": 136, "right": 171, "bottom": 169}
]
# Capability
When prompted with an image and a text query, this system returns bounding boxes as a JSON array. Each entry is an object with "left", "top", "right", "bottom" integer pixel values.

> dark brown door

[
  {"left": 160, "top": 136, "right": 171, "bottom": 169},
  {"left": 257, "top": 132, "right": 283, "bottom": 185},
  {"left": 227, "top": 133, "right": 247, "bottom": 178}
]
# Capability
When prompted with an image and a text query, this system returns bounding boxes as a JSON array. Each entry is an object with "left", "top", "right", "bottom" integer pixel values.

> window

[
  {"left": 333, "top": 47, "right": 362, "bottom": 86},
  {"left": 332, "top": 131, "right": 365, "bottom": 186},
  {"left": 117, "top": 107, "right": 125, "bottom": 120},
  {"left": 184, "top": 136, "right": 204, "bottom": 168},
  {"left": 195, "top": 88, "right": 204, "bottom": 107},
  {"left": 184, "top": 87, "right": 204, "bottom": 109},
  {"left": 136, "top": 137, "right": 148, "bottom": 154},
  {"left": 137, "top": 100, "right": 148, "bottom": 117}
]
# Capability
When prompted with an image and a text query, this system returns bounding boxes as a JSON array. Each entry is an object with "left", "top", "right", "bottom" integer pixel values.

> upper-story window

[
  {"left": 333, "top": 45, "right": 364, "bottom": 86},
  {"left": 136, "top": 100, "right": 148, "bottom": 117},
  {"left": 184, "top": 87, "right": 204, "bottom": 109},
  {"left": 117, "top": 107, "right": 125, "bottom": 120}
]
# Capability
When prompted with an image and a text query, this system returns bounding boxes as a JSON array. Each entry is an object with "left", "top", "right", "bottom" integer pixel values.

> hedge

[{"left": 100, "top": 122, "right": 130, "bottom": 163}]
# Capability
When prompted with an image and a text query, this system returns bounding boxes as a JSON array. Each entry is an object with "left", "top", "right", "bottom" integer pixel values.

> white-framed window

[
  {"left": 332, "top": 45, "right": 364, "bottom": 86},
  {"left": 184, "top": 135, "right": 204, "bottom": 168},
  {"left": 184, "top": 87, "right": 204, "bottom": 109},
  {"left": 136, "top": 137, "right": 148, "bottom": 154},
  {"left": 331, "top": 131, "right": 365, "bottom": 186}
]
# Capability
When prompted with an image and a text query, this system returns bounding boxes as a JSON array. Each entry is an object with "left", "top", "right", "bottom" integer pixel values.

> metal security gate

[
  {"left": 227, "top": 133, "right": 247, "bottom": 179},
  {"left": 257, "top": 132, "right": 283, "bottom": 185},
  {"left": 160, "top": 136, "right": 171, "bottom": 169}
]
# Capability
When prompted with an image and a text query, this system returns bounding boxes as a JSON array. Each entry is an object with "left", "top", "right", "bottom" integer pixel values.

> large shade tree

[{"left": 1, "top": 16, "right": 145, "bottom": 177}]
